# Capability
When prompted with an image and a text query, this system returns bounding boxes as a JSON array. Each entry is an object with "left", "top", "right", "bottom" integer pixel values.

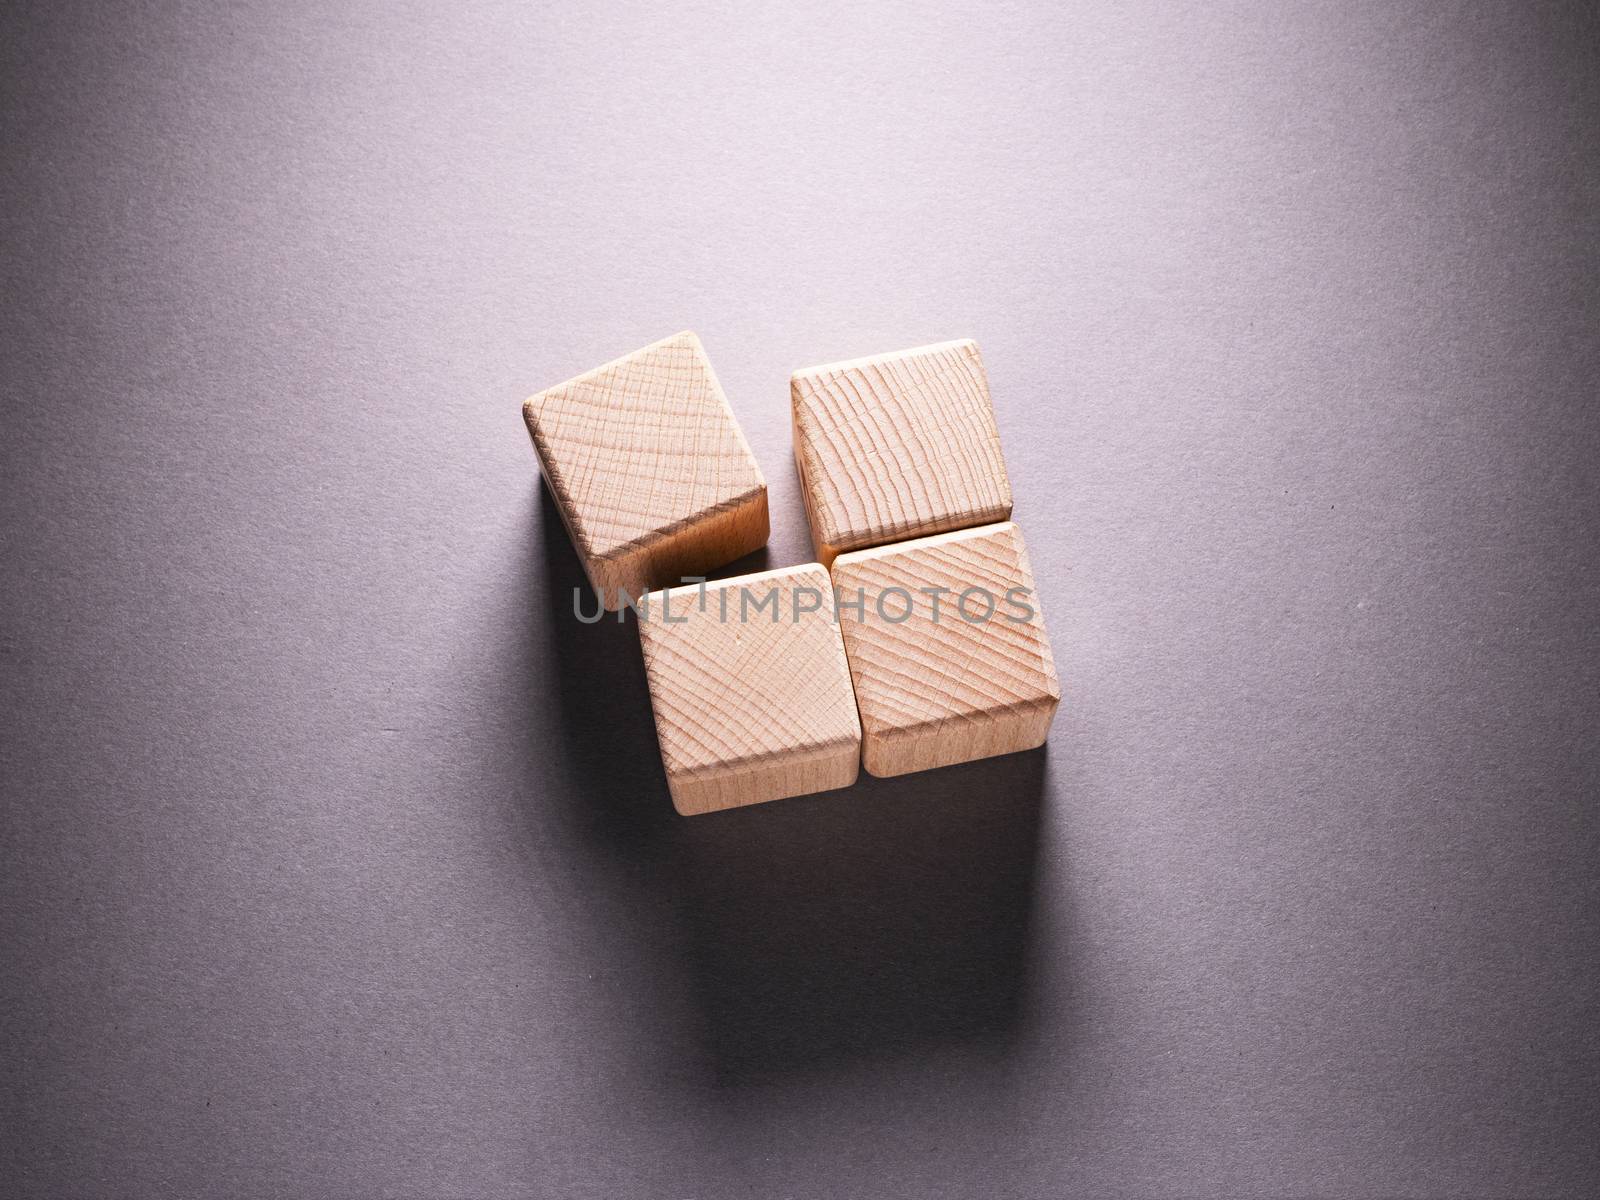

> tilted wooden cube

[
  {"left": 831, "top": 521, "right": 1059, "bottom": 777},
  {"left": 791, "top": 339, "right": 1013, "bottom": 566},
  {"left": 637, "top": 564, "right": 862, "bottom": 815},
  {"left": 523, "top": 332, "right": 769, "bottom": 610}
]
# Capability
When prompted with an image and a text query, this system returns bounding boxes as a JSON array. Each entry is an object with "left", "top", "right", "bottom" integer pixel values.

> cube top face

[
  {"left": 524, "top": 332, "right": 768, "bottom": 607},
  {"left": 637, "top": 563, "right": 862, "bottom": 814},
  {"left": 831, "top": 521, "right": 1059, "bottom": 777},
  {"left": 791, "top": 339, "right": 1013, "bottom": 564}
]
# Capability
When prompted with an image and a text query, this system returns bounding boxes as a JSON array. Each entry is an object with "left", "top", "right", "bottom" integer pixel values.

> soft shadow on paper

[
  {"left": 667, "top": 753, "right": 1046, "bottom": 1084},
  {"left": 531, "top": 486, "right": 1047, "bottom": 1085}
]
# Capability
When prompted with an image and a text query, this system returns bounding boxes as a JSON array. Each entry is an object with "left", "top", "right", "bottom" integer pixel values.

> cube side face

[
  {"left": 587, "top": 484, "right": 769, "bottom": 611},
  {"left": 831, "top": 522, "right": 1059, "bottom": 778},
  {"left": 637, "top": 564, "right": 863, "bottom": 814},
  {"left": 791, "top": 339, "right": 1013, "bottom": 560},
  {"left": 860, "top": 697, "right": 1056, "bottom": 778},
  {"left": 789, "top": 415, "right": 843, "bottom": 568},
  {"left": 524, "top": 332, "right": 768, "bottom": 609},
  {"left": 666, "top": 742, "right": 860, "bottom": 816}
]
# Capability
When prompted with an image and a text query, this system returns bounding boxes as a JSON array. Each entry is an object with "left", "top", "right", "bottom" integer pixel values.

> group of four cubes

[{"left": 523, "top": 332, "right": 1059, "bottom": 815}]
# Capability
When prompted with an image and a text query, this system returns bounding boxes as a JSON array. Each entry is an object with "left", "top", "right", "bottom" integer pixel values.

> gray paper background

[{"left": 3, "top": 2, "right": 1598, "bottom": 1196}]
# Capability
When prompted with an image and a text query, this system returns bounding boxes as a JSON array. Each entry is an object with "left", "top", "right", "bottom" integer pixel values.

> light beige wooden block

[
  {"left": 523, "top": 332, "right": 769, "bottom": 610},
  {"left": 791, "top": 339, "right": 1013, "bottom": 566},
  {"left": 831, "top": 521, "right": 1058, "bottom": 777},
  {"left": 637, "top": 564, "right": 862, "bottom": 815}
]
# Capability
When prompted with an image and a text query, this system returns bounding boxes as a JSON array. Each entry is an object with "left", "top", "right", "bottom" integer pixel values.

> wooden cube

[
  {"left": 637, "top": 564, "right": 862, "bottom": 815},
  {"left": 791, "top": 339, "right": 1012, "bottom": 566},
  {"left": 831, "top": 522, "right": 1058, "bottom": 777},
  {"left": 523, "top": 332, "right": 769, "bottom": 610}
]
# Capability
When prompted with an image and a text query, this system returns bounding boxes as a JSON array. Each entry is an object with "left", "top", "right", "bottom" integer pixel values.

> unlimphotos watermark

[{"left": 573, "top": 579, "right": 1035, "bottom": 626}]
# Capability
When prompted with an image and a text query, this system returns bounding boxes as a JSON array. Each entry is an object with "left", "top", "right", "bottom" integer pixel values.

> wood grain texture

[
  {"left": 637, "top": 564, "right": 861, "bottom": 815},
  {"left": 791, "top": 339, "right": 1012, "bottom": 566},
  {"left": 524, "top": 331, "right": 769, "bottom": 610},
  {"left": 831, "top": 521, "right": 1058, "bottom": 777}
]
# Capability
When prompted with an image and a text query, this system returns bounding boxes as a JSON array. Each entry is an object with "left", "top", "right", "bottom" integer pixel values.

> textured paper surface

[{"left": 3, "top": 1, "right": 1598, "bottom": 1196}]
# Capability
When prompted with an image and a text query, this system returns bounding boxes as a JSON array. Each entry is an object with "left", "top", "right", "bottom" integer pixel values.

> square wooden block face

[
  {"left": 791, "top": 339, "right": 1013, "bottom": 566},
  {"left": 831, "top": 522, "right": 1059, "bottom": 778},
  {"left": 523, "top": 332, "right": 769, "bottom": 610},
  {"left": 637, "top": 564, "right": 862, "bottom": 815}
]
